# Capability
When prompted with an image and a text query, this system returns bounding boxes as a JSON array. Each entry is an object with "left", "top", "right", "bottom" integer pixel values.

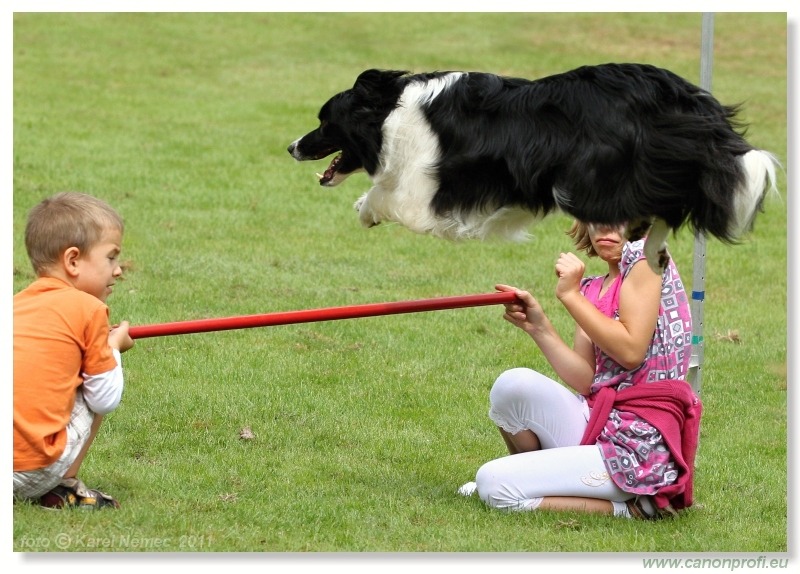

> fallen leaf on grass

[
  {"left": 555, "top": 519, "right": 582, "bottom": 530},
  {"left": 239, "top": 426, "right": 256, "bottom": 440},
  {"left": 714, "top": 330, "right": 741, "bottom": 344}
]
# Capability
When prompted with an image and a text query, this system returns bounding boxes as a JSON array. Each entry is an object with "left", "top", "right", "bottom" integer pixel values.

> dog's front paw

[
  {"left": 354, "top": 193, "right": 381, "bottom": 228},
  {"left": 353, "top": 193, "right": 367, "bottom": 212}
]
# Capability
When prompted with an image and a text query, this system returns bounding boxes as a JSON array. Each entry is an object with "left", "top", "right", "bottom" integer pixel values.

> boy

[{"left": 13, "top": 192, "right": 134, "bottom": 509}]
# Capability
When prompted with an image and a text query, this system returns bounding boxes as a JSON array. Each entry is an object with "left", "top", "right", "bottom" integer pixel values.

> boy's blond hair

[{"left": 25, "top": 192, "right": 124, "bottom": 275}]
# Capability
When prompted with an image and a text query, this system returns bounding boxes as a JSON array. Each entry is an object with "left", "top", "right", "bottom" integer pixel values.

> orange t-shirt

[{"left": 13, "top": 276, "right": 118, "bottom": 471}]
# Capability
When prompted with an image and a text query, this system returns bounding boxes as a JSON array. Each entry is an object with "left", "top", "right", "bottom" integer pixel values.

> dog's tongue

[{"left": 317, "top": 154, "right": 342, "bottom": 186}]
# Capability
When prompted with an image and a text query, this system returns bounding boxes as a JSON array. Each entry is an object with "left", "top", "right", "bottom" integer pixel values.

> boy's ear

[{"left": 62, "top": 246, "right": 81, "bottom": 277}]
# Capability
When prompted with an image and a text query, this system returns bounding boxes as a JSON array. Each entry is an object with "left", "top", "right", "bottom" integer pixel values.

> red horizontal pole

[{"left": 128, "top": 291, "right": 519, "bottom": 340}]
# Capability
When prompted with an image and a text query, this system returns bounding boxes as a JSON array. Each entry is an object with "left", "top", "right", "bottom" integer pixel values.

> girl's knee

[
  {"left": 475, "top": 459, "right": 527, "bottom": 510},
  {"left": 490, "top": 367, "right": 553, "bottom": 413},
  {"left": 493, "top": 367, "right": 538, "bottom": 387},
  {"left": 491, "top": 368, "right": 538, "bottom": 399},
  {"left": 475, "top": 461, "right": 502, "bottom": 508}
]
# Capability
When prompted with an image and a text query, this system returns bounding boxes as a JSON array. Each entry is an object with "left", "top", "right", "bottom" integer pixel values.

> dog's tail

[{"left": 728, "top": 149, "right": 780, "bottom": 239}]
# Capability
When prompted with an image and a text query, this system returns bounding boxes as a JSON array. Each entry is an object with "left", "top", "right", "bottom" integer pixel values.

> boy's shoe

[{"left": 39, "top": 477, "right": 120, "bottom": 510}]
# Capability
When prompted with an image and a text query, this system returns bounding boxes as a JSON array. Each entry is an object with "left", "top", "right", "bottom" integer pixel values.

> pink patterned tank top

[{"left": 580, "top": 239, "right": 692, "bottom": 494}]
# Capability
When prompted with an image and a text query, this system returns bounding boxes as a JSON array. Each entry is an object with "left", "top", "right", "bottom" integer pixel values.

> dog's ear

[
  {"left": 350, "top": 70, "right": 409, "bottom": 111},
  {"left": 353, "top": 69, "right": 408, "bottom": 91}
]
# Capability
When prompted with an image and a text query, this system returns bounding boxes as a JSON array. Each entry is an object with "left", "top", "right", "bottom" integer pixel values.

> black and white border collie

[{"left": 288, "top": 64, "right": 778, "bottom": 272}]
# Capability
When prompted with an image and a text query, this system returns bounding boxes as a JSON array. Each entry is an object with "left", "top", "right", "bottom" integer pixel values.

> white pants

[{"left": 475, "top": 367, "right": 631, "bottom": 510}]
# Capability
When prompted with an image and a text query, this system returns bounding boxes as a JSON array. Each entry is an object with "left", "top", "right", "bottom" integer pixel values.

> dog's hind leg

[
  {"left": 625, "top": 217, "right": 652, "bottom": 243},
  {"left": 642, "top": 218, "right": 671, "bottom": 275}
]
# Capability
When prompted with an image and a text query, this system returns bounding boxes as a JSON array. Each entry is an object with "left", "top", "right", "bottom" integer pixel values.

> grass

[{"left": 8, "top": 11, "right": 788, "bottom": 560}]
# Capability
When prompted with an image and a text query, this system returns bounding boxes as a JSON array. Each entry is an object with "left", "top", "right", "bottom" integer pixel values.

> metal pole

[{"left": 688, "top": 12, "right": 714, "bottom": 394}]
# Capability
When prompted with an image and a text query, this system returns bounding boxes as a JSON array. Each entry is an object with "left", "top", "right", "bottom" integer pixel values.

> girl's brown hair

[{"left": 566, "top": 220, "right": 598, "bottom": 257}]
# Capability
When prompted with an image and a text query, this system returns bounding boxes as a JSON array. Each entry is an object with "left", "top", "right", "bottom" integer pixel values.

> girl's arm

[
  {"left": 495, "top": 284, "right": 596, "bottom": 394},
  {"left": 557, "top": 258, "right": 662, "bottom": 370}
]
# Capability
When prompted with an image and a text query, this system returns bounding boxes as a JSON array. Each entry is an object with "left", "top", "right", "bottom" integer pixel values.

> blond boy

[{"left": 14, "top": 192, "right": 134, "bottom": 509}]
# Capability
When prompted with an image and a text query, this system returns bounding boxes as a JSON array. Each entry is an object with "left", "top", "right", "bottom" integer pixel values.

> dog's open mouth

[{"left": 316, "top": 154, "right": 343, "bottom": 186}]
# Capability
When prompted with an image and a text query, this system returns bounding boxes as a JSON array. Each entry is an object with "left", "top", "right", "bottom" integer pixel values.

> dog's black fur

[{"left": 288, "top": 63, "right": 777, "bottom": 271}]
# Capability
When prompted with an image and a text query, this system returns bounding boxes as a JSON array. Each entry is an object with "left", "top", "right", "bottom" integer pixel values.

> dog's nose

[{"left": 287, "top": 142, "right": 297, "bottom": 154}]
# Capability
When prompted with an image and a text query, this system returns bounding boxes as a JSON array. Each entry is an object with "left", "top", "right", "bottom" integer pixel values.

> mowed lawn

[{"left": 10, "top": 11, "right": 788, "bottom": 559}]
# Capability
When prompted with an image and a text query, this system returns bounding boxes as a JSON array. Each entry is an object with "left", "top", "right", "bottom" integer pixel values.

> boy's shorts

[{"left": 13, "top": 391, "right": 95, "bottom": 500}]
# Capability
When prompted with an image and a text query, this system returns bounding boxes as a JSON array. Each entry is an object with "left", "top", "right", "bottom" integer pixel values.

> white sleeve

[{"left": 81, "top": 348, "right": 124, "bottom": 415}]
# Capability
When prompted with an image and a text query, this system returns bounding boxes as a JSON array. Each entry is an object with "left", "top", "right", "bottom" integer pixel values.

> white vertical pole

[{"left": 688, "top": 12, "right": 714, "bottom": 394}]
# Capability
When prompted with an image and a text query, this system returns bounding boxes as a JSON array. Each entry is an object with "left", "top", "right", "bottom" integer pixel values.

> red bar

[{"left": 128, "top": 291, "right": 519, "bottom": 339}]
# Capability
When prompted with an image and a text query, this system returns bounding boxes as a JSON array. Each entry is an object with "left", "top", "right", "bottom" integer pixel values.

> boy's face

[{"left": 73, "top": 228, "right": 124, "bottom": 303}]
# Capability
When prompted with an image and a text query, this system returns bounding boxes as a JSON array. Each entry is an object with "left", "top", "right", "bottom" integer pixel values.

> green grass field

[{"left": 9, "top": 11, "right": 788, "bottom": 559}]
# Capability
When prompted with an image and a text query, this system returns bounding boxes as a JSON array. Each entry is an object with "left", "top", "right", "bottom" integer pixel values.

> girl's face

[
  {"left": 587, "top": 223, "right": 624, "bottom": 263},
  {"left": 72, "top": 228, "right": 124, "bottom": 303}
]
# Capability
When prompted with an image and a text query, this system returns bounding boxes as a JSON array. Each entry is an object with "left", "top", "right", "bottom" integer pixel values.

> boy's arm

[
  {"left": 83, "top": 321, "right": 133, "bottom": 415},
  {"left": 81, "top": 349, "right": 124, "bottom": 414}
]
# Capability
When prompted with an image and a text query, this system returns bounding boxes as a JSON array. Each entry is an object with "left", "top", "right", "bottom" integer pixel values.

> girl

[{"left": 461, "top": 221, "right": 701, "bottom": 519}]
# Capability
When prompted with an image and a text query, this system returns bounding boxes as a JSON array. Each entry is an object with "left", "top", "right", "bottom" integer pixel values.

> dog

[{"left": 287, "top": 64, "right": 778, "bottom": 272}]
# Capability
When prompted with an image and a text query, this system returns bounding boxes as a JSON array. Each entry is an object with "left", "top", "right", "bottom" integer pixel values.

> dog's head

[{"left": 287, "top": 69, "right": 409, "bottom": 186}]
